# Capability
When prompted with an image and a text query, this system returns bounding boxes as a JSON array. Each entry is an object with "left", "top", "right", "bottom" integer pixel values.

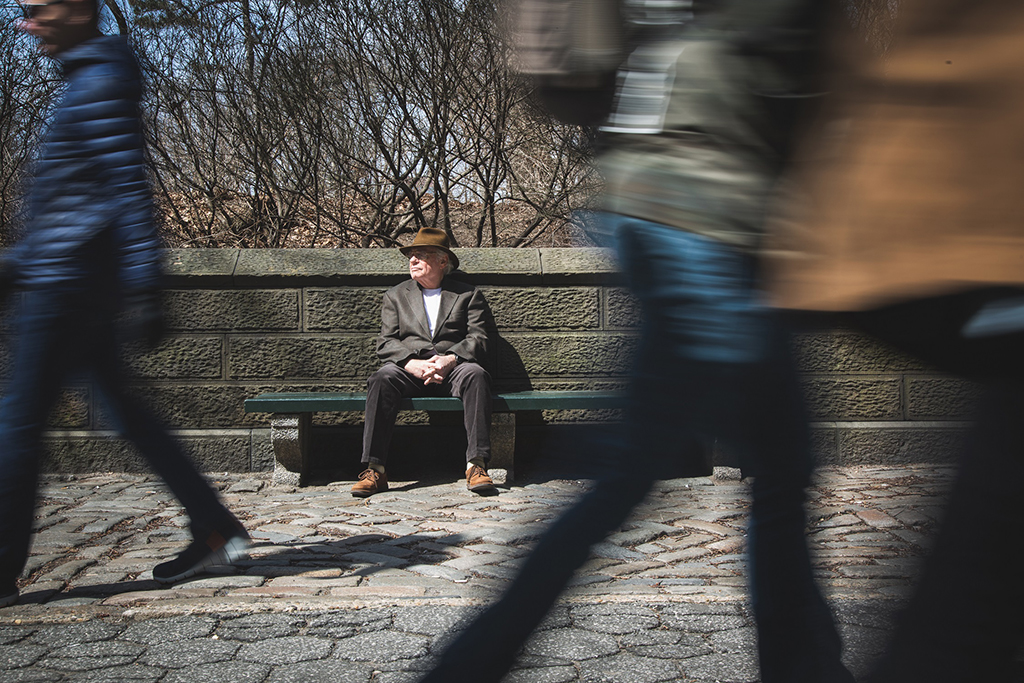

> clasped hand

[{"left": 404, "top": 354, "right": 457, "bottom": 385}]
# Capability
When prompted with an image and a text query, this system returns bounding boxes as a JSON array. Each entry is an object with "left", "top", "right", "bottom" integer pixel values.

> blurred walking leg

[
  {"left": 0, "top": 291, "right": 80, "bottom": 600},
  {"left": 91, "top": 311, "right": 240, "bottom": 541},
  {"left": 869, "top": 384, "right": 1024, "bottom": 682},
  {"left": 419, "top": 467, "right": 657, "bottom": 683},
  {"left": 422, "top": 216, "right": 850, "bottom": 682},
  {"left": 737, "top": 324, "right": 852, "bottom": 683}
]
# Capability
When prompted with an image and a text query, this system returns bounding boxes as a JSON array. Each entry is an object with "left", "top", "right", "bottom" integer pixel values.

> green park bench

[{"left": 244, "top": 390, "right": 623, "bottom": 486}]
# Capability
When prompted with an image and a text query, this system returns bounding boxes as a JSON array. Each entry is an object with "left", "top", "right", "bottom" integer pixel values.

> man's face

[
  {"left": 407, "top": 247, "right": 447, "bottom": 288},
  {"left": 19, "top": 0, "right": 92, "bottom": 56}
]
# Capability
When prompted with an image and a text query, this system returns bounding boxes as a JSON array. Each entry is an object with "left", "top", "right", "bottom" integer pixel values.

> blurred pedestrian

[
  {"left": 769, "top": 1, "right": 1024, "bottom": 680},
  {"left": 0, "top": 0, "right": 249, "bottom": 609},
  {"left": 420, "top": 2, "right": 853, "bottom": 682}
]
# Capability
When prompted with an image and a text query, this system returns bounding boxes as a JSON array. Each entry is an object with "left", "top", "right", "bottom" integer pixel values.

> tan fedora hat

[{"left": 399, "top": 227, "right": 459, "bottom": 271}]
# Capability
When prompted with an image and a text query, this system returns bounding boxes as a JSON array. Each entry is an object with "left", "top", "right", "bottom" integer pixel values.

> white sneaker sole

[{"left": 154, "top": 535, "right": 251, "bottom": 585}]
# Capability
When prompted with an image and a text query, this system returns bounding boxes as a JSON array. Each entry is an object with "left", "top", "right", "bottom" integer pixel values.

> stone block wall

[
  {"left": 793, "top": 329, "right": 975, "bottom": 465},
  {"left": 5, "top": 248, "right": 972, "bottom": 473}
]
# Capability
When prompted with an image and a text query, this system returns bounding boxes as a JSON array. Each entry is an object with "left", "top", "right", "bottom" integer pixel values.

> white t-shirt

[{"left": 422, "top": 287, "right": 442, "bottom": 336}]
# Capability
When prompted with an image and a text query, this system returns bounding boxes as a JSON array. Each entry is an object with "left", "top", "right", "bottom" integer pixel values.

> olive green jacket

[{"left": 597, "top": 0, "right": 827, "bottom": 250}]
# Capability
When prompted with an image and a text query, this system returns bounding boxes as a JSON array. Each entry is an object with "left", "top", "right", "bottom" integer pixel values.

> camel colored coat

[{"left": 768, "top": 0, "right": 1024, "bottom": 311}]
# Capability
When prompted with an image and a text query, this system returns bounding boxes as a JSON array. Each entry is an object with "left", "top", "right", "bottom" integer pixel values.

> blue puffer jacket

[{"left": 11, "top": 35, "right": 161, "bottom": 295}]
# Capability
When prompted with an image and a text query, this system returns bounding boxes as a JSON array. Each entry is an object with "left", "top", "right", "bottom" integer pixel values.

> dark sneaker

[
  {"left": 153, "top": 526, "right": 251, "bottom": 585},
  {"left": 467, "top": 465, "right": 496, "bottom": 493},
  {"left": 351, "top": 468, "right": 388, "bottom": 498},
  {"left": 0, "top": 588, "right": 17, "bottom": 608}
]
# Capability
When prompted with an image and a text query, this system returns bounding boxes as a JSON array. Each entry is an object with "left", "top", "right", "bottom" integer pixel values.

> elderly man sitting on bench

[{"left": 352, "top": 228, "right": 495, "bottom": 497}]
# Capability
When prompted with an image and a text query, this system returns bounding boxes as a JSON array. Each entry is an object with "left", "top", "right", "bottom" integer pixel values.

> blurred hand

[
  {"left": 122, "top": 290, "right": 165, "bottom": 349},
  {"left": 0, "top": 253, "right": 17, "bottom": 304}
]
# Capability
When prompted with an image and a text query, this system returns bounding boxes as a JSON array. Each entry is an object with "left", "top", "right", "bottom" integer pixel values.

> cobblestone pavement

[{"left": 1, "top": 465, "right": 955, "bottom": 682}]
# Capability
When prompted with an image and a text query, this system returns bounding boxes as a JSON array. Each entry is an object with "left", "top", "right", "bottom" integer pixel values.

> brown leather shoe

[
  {"left": 466, "top": 465, "right": 496, "bottom": 493},
  {"left": 351, "top": 468, "right": 388, "bottom": 498}
]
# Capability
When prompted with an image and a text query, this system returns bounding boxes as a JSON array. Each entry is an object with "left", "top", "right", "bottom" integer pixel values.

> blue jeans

[
  {"left": 421, "top": 217, "right": 851, "bottom": 683},
  {"left": 0, "top": 287, "right": 235, "bottom": 591},
  {"left": 616, "top": 218, "right": 849, "bottom": 682}
]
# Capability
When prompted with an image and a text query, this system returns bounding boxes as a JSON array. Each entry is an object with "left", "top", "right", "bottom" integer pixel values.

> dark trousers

[
  {"left": 362, "top": 361, "right": 492, "bottom": 466},
  {"left": 0, "top": 287, "right": 236, "bottom": 592},
  {"left": 849, "top": 290, "right": 1024, "bottom": 683},
  {"left": 420, "top": 217, "right": 852, "bottom": 683}
]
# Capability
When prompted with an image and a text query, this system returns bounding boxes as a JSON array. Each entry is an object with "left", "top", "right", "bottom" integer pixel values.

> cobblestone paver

[{"left": 0, "top": 466, "right": 955, "bottom": 681}]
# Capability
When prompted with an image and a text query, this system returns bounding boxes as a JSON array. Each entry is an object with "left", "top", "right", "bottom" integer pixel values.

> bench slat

[
  {"left": 244, "top": 390, "right": 622, "bottom": 414},
  {"left": 492, "top": 391, "right": 622, "bottom": 411}
]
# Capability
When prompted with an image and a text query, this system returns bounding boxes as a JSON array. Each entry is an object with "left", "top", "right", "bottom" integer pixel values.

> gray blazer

[{"left": 376, "top": 278, "right": 491, "bottom": 367}]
